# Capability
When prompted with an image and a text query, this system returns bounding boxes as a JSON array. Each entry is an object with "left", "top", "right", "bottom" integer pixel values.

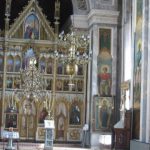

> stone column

[
  {"left": 146, "top": 0, "right": 150, "bottom": 143},
  {"left": 86, "top": 29, "right": 93, "bottom": 125},
  {"left": 140, "top": 0, "right": 148, "bottom": 142},
  {"left": 1, "top": 44, "right": 7, "bottom": 128},
  {"left": 90, "top": 24, "right": 99, "bottom": 147},
  {"left": 88, "top": 8, "right": 119, "bottom": 147}
]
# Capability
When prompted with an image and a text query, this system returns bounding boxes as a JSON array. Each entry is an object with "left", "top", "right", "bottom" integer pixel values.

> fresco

[
  {"left": 98, "top": 28, "right": 112, "bottom": 96},
  {"left": 133, "top": 0, "right": 142, "bottom": 109},
  {"left": 99, "top": 28, "right": 111, "bottom": 54},
  {"left": 24, "top": 14, "right": 39, "bottom": 39},
  {"left": 132, "top": 0, "right": 143, "bottom": 139}
]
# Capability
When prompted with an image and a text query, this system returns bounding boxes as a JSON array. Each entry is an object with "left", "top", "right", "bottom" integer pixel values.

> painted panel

[
  {"left": 19, "top": 99, "right": 36, "bottom": 138},
  {"left": 39, "top": 108, "right": 48, "bottom": 124},
  {"left": 14, "top": 56, "right": 21, "bottom": 72},
  {"left": 99, "top": 29, "right": 111, "bottom": 54},
  {"left": 133, "top": 0, "right": 143, "bottom": 109},
  {"left": 24, "top": 14, "right": 39, "bottom": 39},
  {"left": 14, "top": 77, "right": 21, "bottom": 89},
  {"left": 39, "top": 57, "right": 46, "bottom": 73},
  {"left": 0, "top": 56, "right": 3, "bottom": 71},
  {"left": 67, "top": 128, "right": 82, "bottom": 141},
  {"left": 69, "top": 105, "right": 81, "bottom": 125},
  {"left": 6, "top": 77, "right": 13, "bottom": 88},
  {"left": 93, "top": 96, "right": 113, "bottom": 131},
  {"left": 5, "top": 114, "right": 18, "bottom": 129},
  {"left": 98, "top": 28, "right": 112, "bottom": 96},
  {"left": 7, "top": 56, "right": 14, "bottom": 72},
  {"left": 46, "top": 59, "right": 53, "bottom": 74},
  {"left": 133, "top": 0, "right": 143, "bottom": 139}
]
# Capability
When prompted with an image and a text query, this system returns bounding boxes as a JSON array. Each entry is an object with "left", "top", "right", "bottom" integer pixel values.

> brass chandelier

[
  {"left": 54, "top": 0, "right": 91, "bottom": 80},
  {"left": 20, "top": 57, "right": 44, "bottom": 102},
  {"left": 58, "top": 28, "right": 91, "bottom": 72},
  {"left": 19, "top": 56, "right": 54, "bottom": 119}
]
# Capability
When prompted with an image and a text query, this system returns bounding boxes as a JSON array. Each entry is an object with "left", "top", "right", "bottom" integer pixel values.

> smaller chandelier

[{"left": 20, "top": 57, "right": 44, "bottom": 102}]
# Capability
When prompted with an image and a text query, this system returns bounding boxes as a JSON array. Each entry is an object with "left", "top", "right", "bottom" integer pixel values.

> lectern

[
  {"left": 44, "top": 120, "right": 55, "bottom": 150},
  {"left": 2, "top": 128, "right": 19, "bottom": 150}
]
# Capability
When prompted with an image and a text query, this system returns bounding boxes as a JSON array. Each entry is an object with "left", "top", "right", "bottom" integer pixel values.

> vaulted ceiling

[{"left": 0, "top": 0, "right": 73, "bottom": 31}]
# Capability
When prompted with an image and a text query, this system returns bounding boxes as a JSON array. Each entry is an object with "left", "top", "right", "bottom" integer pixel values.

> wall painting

[
  {"left": 132, "top": 0, "right": 143, "bottom": 139},
  {"left": 24, "top": 13, "right": 39, "bottom": 39},
  {"left": 98, "top": 28, "right": 112, "bottom": 97},
  {"left": 93, "top": 96, "right": 113, "bottom": 131}
]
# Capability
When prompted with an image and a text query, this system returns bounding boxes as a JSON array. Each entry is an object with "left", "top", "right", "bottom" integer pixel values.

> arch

[{"left": 55, "top": 97, "right": 68, "bottom": 141}]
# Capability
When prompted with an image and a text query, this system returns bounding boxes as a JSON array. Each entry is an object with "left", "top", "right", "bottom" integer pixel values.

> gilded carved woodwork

[{"left": 0, "top": 0, "right": 87, "bottom": 142}]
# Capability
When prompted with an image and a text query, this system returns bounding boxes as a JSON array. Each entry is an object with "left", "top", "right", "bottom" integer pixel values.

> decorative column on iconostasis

[
  {"left": 52, "top": 0, "right": 60, "bottom": 119},
  {"left": 1, "top": 0, "right": 12, "bottom": 129},
  {"left": 43, "top": 1, "right": 60, "bottom": 149}
]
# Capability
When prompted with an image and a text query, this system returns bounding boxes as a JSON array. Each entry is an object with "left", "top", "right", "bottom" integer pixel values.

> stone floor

[
  {"left": 0, "top": 142, "right": 112, "bottom": 150},
  {"left": 0, "top": 143, "right": 114, "bottom": 150},
  {"left": 0, "top": 142, "right": 90, "bottom": 150}
]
